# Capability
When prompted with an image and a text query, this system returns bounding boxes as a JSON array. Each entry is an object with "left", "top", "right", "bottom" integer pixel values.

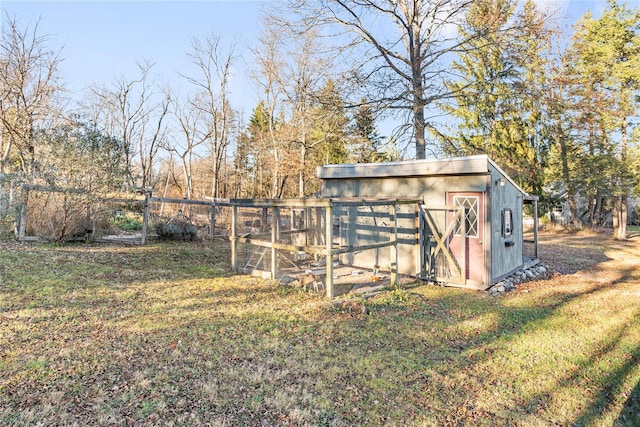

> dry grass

[{"left": 1, "top": 231, "right": 639, "bottom": 426}]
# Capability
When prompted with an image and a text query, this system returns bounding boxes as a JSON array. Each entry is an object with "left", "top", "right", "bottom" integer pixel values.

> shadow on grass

[
  {"left": 575, "top": 340, "right": 640, "bottom": 426},
  {"left": 511, "top": 300, "right": 640, "bottom": 426},
  {"left": 359, "top": 256, "right": 640, "bottom": 424},
  {"left": 537, "top": 237, "right": 612, "bottom": 274},
  {"left": 617, "top": 379, "right": 640, "bottom": 425},
  {"left": 2, "top": 234, "right": 640, "bottom": 425}
]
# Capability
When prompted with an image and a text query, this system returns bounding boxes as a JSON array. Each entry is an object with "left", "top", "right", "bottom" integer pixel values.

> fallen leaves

[{"left": 1, "top": 233, "right": 639, "bottom": 425}]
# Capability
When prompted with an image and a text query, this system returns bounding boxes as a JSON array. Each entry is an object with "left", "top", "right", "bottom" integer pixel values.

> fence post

[
  {"left": 271, "top": 206, "right": 280, "bottom": 279},
  {"left": 325, "top": 202, "right": 334, "bottom": 298},
  {"left": 209, "top": 201, "right": 216, "bottom": 238},
  {"left": 533, "top": 199, "right": 539, "bottom": 259},
  {"left": 390, "top": 202, "right": 398, "bottom": 286},
  {"left": 86, "top": 204, "right": 95, "bottom": 243},
  {"left": 417, "top": 204, "right": 425, "bottom": 280},
  {"left": 141, "top": 191, "right": 151, "bottom": 245},
  {"left": 231, "top": 205, "right": 238, "bottom": 271},
  {"left": 17, "top": 188, "right": 28, "bottom": 241}
]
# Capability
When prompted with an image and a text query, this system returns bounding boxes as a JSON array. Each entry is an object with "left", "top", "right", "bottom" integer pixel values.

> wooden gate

[{"left": 419, "top": 205, "right": 466, "bottom": 286}]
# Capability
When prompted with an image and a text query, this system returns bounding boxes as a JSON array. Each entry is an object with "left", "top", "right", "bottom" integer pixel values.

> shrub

[
  {"left": 155, "top": 221, "right": 198, "bottom": 241},
  {"left": 111, "top": 212, "right": 143, "bottom": 231},
  {"left": 25, "top": 192, "right": 92, "bottom": 241}
]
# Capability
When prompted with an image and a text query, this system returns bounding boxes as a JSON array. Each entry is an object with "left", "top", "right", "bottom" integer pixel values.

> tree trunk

[
  {"left": 413, "top": 100, "right": 426, "bottom": 160},
  {"left": 299, "top": 144, "right": 307, "bottom": 198},
  {"left": 556, "top": 130, "right": 580, "bottom": 229},
  {"left": 272, "top": 150, "right": 280, "bottom": 199},
  {"left": 613, "top": 117, "right": 628, "bottom": 240},
  {"left": 566, "top": 193, "right": 579, "bottom": 229},
  {"left": 586, "top": 196, "right": 595, "bottom": 228},
  {"left": 595, "top": 196, "right": 603, "bottom": 227},
  {"left": 613, "top": 194, "right": 628, "bottom": 240},
  {"left": 0, "top": 133, "right": 10, "bottom": 175},
  {"left": 181, "top": 159, "right": 191, "bottom": 199},
  {"left": 411, "top": 29, "right": 426, "bottom": 160},
  {"left": 211, "top": 154, "right": 219, "bottom": 200}
]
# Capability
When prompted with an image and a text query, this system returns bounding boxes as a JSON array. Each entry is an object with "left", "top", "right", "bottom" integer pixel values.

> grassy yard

[{"left": 1, "top": 231, "right": 639, "bottom": 426}]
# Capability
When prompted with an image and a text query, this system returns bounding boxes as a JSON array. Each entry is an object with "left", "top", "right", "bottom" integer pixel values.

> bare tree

[
  {"left": 293, "top": 0, "right": 475, "bottom": 159},
  {"left": 251, "top": 20, "right": 289, "bottom": 198},
  {"left": 267, "top": 18, "right": 331, "bottom": 197},
  {"left": 252, "top": 13, "right": 347, "bottom": 197},
  {"left": 181, "top": 33, "right": 238, "bottom": 199},
  {"left": 0, "top": 13, "right": 63, "bottom": 176},
  {"left": 91, "top": 61, "right": 169, "bottom": 190},
  {"left": 167, "top": 94, "right": 210, "bottom": 199}
]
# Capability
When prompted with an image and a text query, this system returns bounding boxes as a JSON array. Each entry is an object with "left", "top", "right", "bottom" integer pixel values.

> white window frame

[{"left": 453, "top": 195, "right": 479, "bottom": 239}]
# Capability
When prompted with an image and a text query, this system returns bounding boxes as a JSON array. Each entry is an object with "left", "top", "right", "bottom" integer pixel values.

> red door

[{"left": 448, "top": 192, "right": 484, "bottom": 285}]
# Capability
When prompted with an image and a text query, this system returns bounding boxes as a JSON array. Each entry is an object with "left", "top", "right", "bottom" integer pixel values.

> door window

[{"left": 453, "top": 196, "right": 479, "bottom": 238}]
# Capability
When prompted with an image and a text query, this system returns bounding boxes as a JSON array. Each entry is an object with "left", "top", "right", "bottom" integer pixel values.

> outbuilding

[{"left": 317, "top": 155, "right": 539, "bottom": 290}]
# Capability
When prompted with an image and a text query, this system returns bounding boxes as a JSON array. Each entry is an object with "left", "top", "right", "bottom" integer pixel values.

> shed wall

[
  {"left": 488, "top": 166, "right": 524, "bottom": 281},
  {"left": 322, "top": 174, "right": 490, "bottom": 276}
]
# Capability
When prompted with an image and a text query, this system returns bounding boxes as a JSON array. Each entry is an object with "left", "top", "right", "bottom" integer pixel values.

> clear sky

[
  {"left": 2, "top": 1, "right": 639, "bottom": 121},
  {"left": 1, "top": 0, "right": 265, "bottom": 113}
]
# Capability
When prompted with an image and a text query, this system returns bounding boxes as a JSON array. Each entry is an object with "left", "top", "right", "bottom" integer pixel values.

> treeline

[{"left": 1, "top": 0, "right": 639, "bottom": 238}]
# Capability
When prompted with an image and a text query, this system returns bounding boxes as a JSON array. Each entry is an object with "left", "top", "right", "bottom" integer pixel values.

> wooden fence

[{"left": 14, "top": 184, "right": 422, "bottom": 298}]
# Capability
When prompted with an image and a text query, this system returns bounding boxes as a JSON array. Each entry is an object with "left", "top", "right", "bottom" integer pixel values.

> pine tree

[
  {"left": 439, "top": 0, "right": 553, "bottom": 193},
  {"left": 307, "top": 79, "right": 350, "bottom": 193},
  {"left": 351, "top": 100, "right": 385, "bottom": 163},
  {"left": 244, "top": 102, "right": 275, "bottom": 198},
  {"left": 565, "top": 0, "right": 640, "bottom": 238}
]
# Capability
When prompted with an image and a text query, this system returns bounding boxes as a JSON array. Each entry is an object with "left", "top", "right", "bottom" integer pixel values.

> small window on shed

[
  {"left": 453, "top": 196, "right": 479, "bottom": 238},
  {"left": 502, "top": 208, "right": 513, "bottom": 238}
]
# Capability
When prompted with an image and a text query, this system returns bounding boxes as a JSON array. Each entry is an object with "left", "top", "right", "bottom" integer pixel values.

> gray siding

[
  {"left": 323, "top": 174, "right": 490, "bottom": 277},
  {"left": 319, "top": 155, "right": 531, "bottom": 288},
  {"left": 489, "top": 166, "right": 524, "bottom": 281}
]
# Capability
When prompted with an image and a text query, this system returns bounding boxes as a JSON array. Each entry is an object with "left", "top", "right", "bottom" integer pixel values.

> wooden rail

[
  {"left": 228, "top": 197, "right": 421, "bottom": 298},
  {"left": 14, "top": 184, "right": 422, "bottom": 298}
]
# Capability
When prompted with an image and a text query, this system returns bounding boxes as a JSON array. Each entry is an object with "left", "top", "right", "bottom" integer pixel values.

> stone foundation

[{"left": 488, "top": 264, "right": 550, "bottom": 296}]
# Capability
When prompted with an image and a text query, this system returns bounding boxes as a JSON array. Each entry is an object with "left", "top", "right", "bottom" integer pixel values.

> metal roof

[{"left": 317, "top": 155, "right": 537, "bottom": 200}]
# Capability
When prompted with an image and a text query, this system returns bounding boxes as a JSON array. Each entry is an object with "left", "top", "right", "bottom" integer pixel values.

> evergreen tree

[
  {"left": 564, "top": 0, "right": 640, "bottom": 237},
  {"left": 351, "top": 100, "right": 385, "bottom": 163},
  {"left": 310, "top": 79, "right": 349, "bottom": 164},
  {"left": 439, "top": 0, "right": 553, "bottom": 193},
  {"left": 243, "top": 102, "right": 274, "bottom": 198},
  {"left": 440, "top": 0, "right": 517, "bottom": 158}
]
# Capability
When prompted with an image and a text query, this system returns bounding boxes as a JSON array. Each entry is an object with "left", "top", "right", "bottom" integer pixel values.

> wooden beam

[
  {"left": 100, "top": 197, "right": 145, "bottom": 204},
  {"left": 141, "top": 191, "right": 150, "bottom": 245},
  {"left": 229, "top": 198, "right": 332, "bottom": 208},
  {"left": 329, "top": 197, "right": 422, "bottom": 207},
  {"left": 233, "top": 236, "right": 395, "bottom": 257},
  {"left": 225, "top": 197, "right": 422, "bottom": 209},
  {"left": 235, "top": 236, "right": 325, "bottom": 255},
  {"left": 231, "top": 205, "right": 238, "bottom": 271},
  {"left": 331, "top": 240, "right": 395, "bottom": 255},
  {"left": 238, "top": 228, "right": 310, "bottom": 240},
  {"left": 325, "top": 204, "right": 334, "bottom": 298},
  {"left": 148, "top": 196, "right": 216, "bottom": 207},
  {"left": 271, "top": 207, "right": 279, "bottom": 279},
  {"left": 390, "top": 203, "right": 398, "bottom": 286},
  {"left": 22, "top": 184, "right": 88, "bottom": 194}
]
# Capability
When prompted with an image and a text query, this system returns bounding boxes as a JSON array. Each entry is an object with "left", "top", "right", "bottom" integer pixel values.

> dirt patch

[{"left": 538, "top": 229, "right": 614, "bottom": 274}]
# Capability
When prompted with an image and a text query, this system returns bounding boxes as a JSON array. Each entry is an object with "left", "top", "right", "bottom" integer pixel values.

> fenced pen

[
  {"left": 8, "top": 183, "right": 422, "bottom": 298},
  {"left": 5, "top": 176, "right": 544, "bottom": 297},
  {"left": 228, "top": 197, "right": 421, "bottom": 298}
]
